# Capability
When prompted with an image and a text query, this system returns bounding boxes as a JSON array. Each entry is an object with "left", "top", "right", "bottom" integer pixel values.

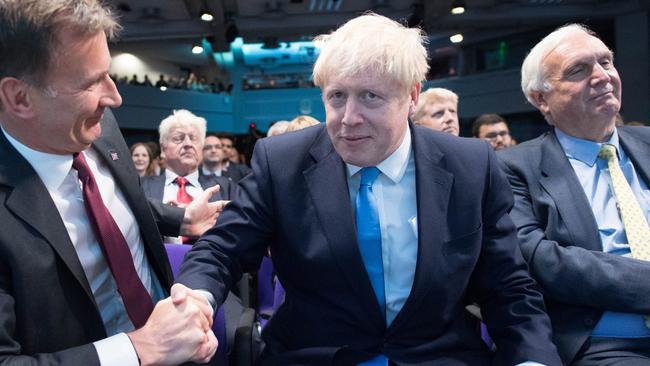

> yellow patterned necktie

[
  {"left": 599, "top": 144, "right": 650, "bottom": 260},
  {"left": 599, "top": 144, "right": 650, "bottom": 328}
]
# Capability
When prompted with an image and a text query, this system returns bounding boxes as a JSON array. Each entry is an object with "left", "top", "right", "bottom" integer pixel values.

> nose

[
  {"left": 341, "top": 98, "right": 363, "bottom": 127},
  {"left": 591, "top": 63, "right": 612, "bottom": 86},
  {"left": 100, "top": 75, "right": 122, "bottom": 107},
  {"left": 443, "top": 110, "right": 454, "bottom": 124}
]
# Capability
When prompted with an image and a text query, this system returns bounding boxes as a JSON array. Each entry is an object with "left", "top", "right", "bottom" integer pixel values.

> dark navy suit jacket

[
  {"left": 498, "top": 126, "right": 650, "bottom": 364},
  {"left": 0, "top": 110, "right": 177, "bottom": 365},
  {"left": 178, "top": 123, "right": 561, "bottom": 366}
]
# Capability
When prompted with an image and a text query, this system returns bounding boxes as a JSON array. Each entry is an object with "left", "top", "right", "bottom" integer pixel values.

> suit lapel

[
  {"left": 303, "top": 128, "right": 386, "bottom": 327},
  {"left": 0, "top": 131, "right": 95, "bottom": 300},
  {"left": 198, "top": 174, "right": 222, "bottom": 202},
  {"left": 388, "top": 127, "right": 453, "bottom": 330},
  {"left": 92, "top": 110, "right": 173, "bottom": 289},
  {"left": 619, "top": 128, "right": 650, "bottom": 186},
  {"left": 539, "top": 132, "right": 601, "bottom": 250}
]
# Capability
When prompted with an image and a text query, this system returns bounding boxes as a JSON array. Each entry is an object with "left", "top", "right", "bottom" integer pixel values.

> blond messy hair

[
  {"left": 412, "top": 87, "right": 458, "bottom": 122},
  {"left": 312, "top": 12, "right": 429, "bottom": 93}
]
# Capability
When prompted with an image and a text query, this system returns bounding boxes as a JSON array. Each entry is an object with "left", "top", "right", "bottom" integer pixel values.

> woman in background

[{"left": 130, "top": 142, "right": 156, "bottom": 177}]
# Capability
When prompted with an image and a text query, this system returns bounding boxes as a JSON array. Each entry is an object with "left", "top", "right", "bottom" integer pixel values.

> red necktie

[
  {"left": 175, "top": 176, "right": 194, "bottom": 243},
  {"left": 175, "top": 176, "right": 194, "bottom": 205},
  {"left": 72, "top": 152, "right": 154, "bottom": 328}
]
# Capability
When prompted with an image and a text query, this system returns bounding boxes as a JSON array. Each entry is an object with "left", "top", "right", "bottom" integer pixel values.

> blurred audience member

[
  {"left": 411, "top": 87, "right": 459, "bottom": 136},
  {"left": 155, "top": 74, "right": 168, "bottom": 88},
  {"left": 200, "top": 134, "right": 226, "bottom": 177},
  {"left": 267, "top": 120, "right": 290, "bottom": 137},
  {"left": 128, "top": 74, "right": 140, "bottom": 86},
  {"left": 130, "top": 142, "right": 156, "bottom": 176},
  {"left": 286, "top": 115, "right": 320, "bottom": 133},
  {"left": 472, "top": 113, "right": 514, "bottom": 150},
  {"left": 145, "top": 141, "right": 163, "bottom": 175},
  {"left": 218, "top": 134, "right": 252, "bottom": 183}
]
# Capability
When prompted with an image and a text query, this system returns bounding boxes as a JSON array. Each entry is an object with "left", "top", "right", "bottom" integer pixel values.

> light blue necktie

[{"left": 356, "top": 167, "right": 388, "bottom": 366}]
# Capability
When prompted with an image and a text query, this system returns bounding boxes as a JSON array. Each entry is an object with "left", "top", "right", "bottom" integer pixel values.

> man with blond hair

[
  {"left": 0, "top": 1, "right": 220, "bottom": 364},
  {"left": 411, "top": 87, "right": 460, "bottom": 136},
  {"left": 499, "top": 23, "right": 650, "bottom": 365},
  {"left": 177, "top": 12, "right": 560, "bottom": 366}
]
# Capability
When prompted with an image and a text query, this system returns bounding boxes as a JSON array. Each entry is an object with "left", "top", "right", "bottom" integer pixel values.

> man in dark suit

[
  {"left": 142, "top": 110, "right": 235, "bottom": 207},
  {"left": 498, "top": 24, "right": 650, "bottom": 365},
  {"left": 177, "top": 13, "right": 560, "bottom": 366},
  {"left": 0, "top": 1, "right": 220, "bottom": 364},
  {"left": 217, "top": 134, "right": 252, "bottom": 183}
]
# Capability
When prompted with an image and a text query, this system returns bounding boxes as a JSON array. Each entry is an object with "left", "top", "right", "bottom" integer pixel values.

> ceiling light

[
  {"left": 451, "top": 0, "right": 465, "bottom": 14},
  {"left": 450, "top": 33, "right": 464, "bottom": 43},
  {"left": 200, "top": 11, "right": 213, "bottom": 22},
  {"left": 192, "top": 44, "right": 204, "bottom": 54}
]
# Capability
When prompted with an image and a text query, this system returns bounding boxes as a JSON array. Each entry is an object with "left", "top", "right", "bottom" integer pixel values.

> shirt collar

[
  {"left": 346, "top": 125, "right": 412, "bottom": 183},
  {"left": 165, "top": 168, "right": 201, "bottom": 188},
  {"left": 1, "top": 126, "right": 74, "bottom": 192},
  {"left": 555, "top": 127, "right": 623, "bottom": 166}
]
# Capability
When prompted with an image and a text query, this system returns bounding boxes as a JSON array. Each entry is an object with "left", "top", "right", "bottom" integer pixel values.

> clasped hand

[{"left": 128, "top": 284, "right": 218, "bottom": 365}]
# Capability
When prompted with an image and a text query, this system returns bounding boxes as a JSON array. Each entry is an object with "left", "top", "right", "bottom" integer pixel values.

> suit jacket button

[{"left": 583, "top": 318, "right": 594, "bottom": 326}]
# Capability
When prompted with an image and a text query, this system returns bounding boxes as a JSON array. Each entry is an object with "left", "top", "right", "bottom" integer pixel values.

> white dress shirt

[
  {"left": 162, "top": 169, "right": 204, "bottom": 204},
  {"left": 3, "top": 128, "right": 164, "bottom": 366},
  {"left": 346, "top": 128, "right": 417, "bottom": 326}
]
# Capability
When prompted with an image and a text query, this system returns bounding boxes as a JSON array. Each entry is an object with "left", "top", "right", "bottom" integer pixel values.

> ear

[
  {"left": 530, "top": 91, "right": 550, "bottom": 114},
  {"left": 0, "top": 77, "right": 37, "bottom": 119},
  {"left": 409, "top": 82, "right": 421, "bottom": 116}
]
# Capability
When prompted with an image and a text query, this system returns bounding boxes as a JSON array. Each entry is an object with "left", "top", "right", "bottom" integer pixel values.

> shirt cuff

[
  {"left": 515, "top": 362, "right": 547, "bottom": 366},
  {"left": 195, "top": 289, "right": 217, "bottom": 310},
  {"left": 93, "top": 332, "right": 139, "bottom": 366}
]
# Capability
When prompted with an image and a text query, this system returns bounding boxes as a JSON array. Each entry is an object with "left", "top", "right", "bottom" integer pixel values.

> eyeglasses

[
  {"left": 483, "top": 131, "right": 509, "bottom": 139},
  {"left": 168, "top": 133, "right": 200, "bottom": 145},
  {"left": 203, "top": 144, "right": 223, "bottom": 150}
]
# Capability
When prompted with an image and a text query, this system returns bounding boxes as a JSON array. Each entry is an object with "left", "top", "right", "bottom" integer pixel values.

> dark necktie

[
  {"left": 72, "top": 152, "right": 154, "bottom": 328},
  {"left": 175, "top": 176, "right": 194, "bottom": 205},
  {"left": 356, "top": 167, "right": 385, "bottom": 314}
]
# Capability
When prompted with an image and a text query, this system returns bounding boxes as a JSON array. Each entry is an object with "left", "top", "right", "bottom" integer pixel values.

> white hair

[
  {"left": 521, "top": 23, "right": 595, "bottom": 106},
  {"left": 158, "top": 109, "right": 207, "bottom": 145}
]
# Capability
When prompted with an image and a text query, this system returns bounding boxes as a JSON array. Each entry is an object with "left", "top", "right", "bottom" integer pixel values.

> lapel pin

[{"left": 109, "top": 151, "right": 119, "bottom": 161}]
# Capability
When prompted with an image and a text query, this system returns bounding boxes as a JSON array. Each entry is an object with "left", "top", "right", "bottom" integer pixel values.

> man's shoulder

[
  {"left": 619, "top": 125, "right": 650, "bottom": 143},
  {"left": 497, "top": 131, "right": 551, "bottom": 164},
  {"left": 141, "top": 174, "right": 164, "bottom": 188},
  {"left": 260, "top": 123, "right": 326, "bottom": 155}
]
